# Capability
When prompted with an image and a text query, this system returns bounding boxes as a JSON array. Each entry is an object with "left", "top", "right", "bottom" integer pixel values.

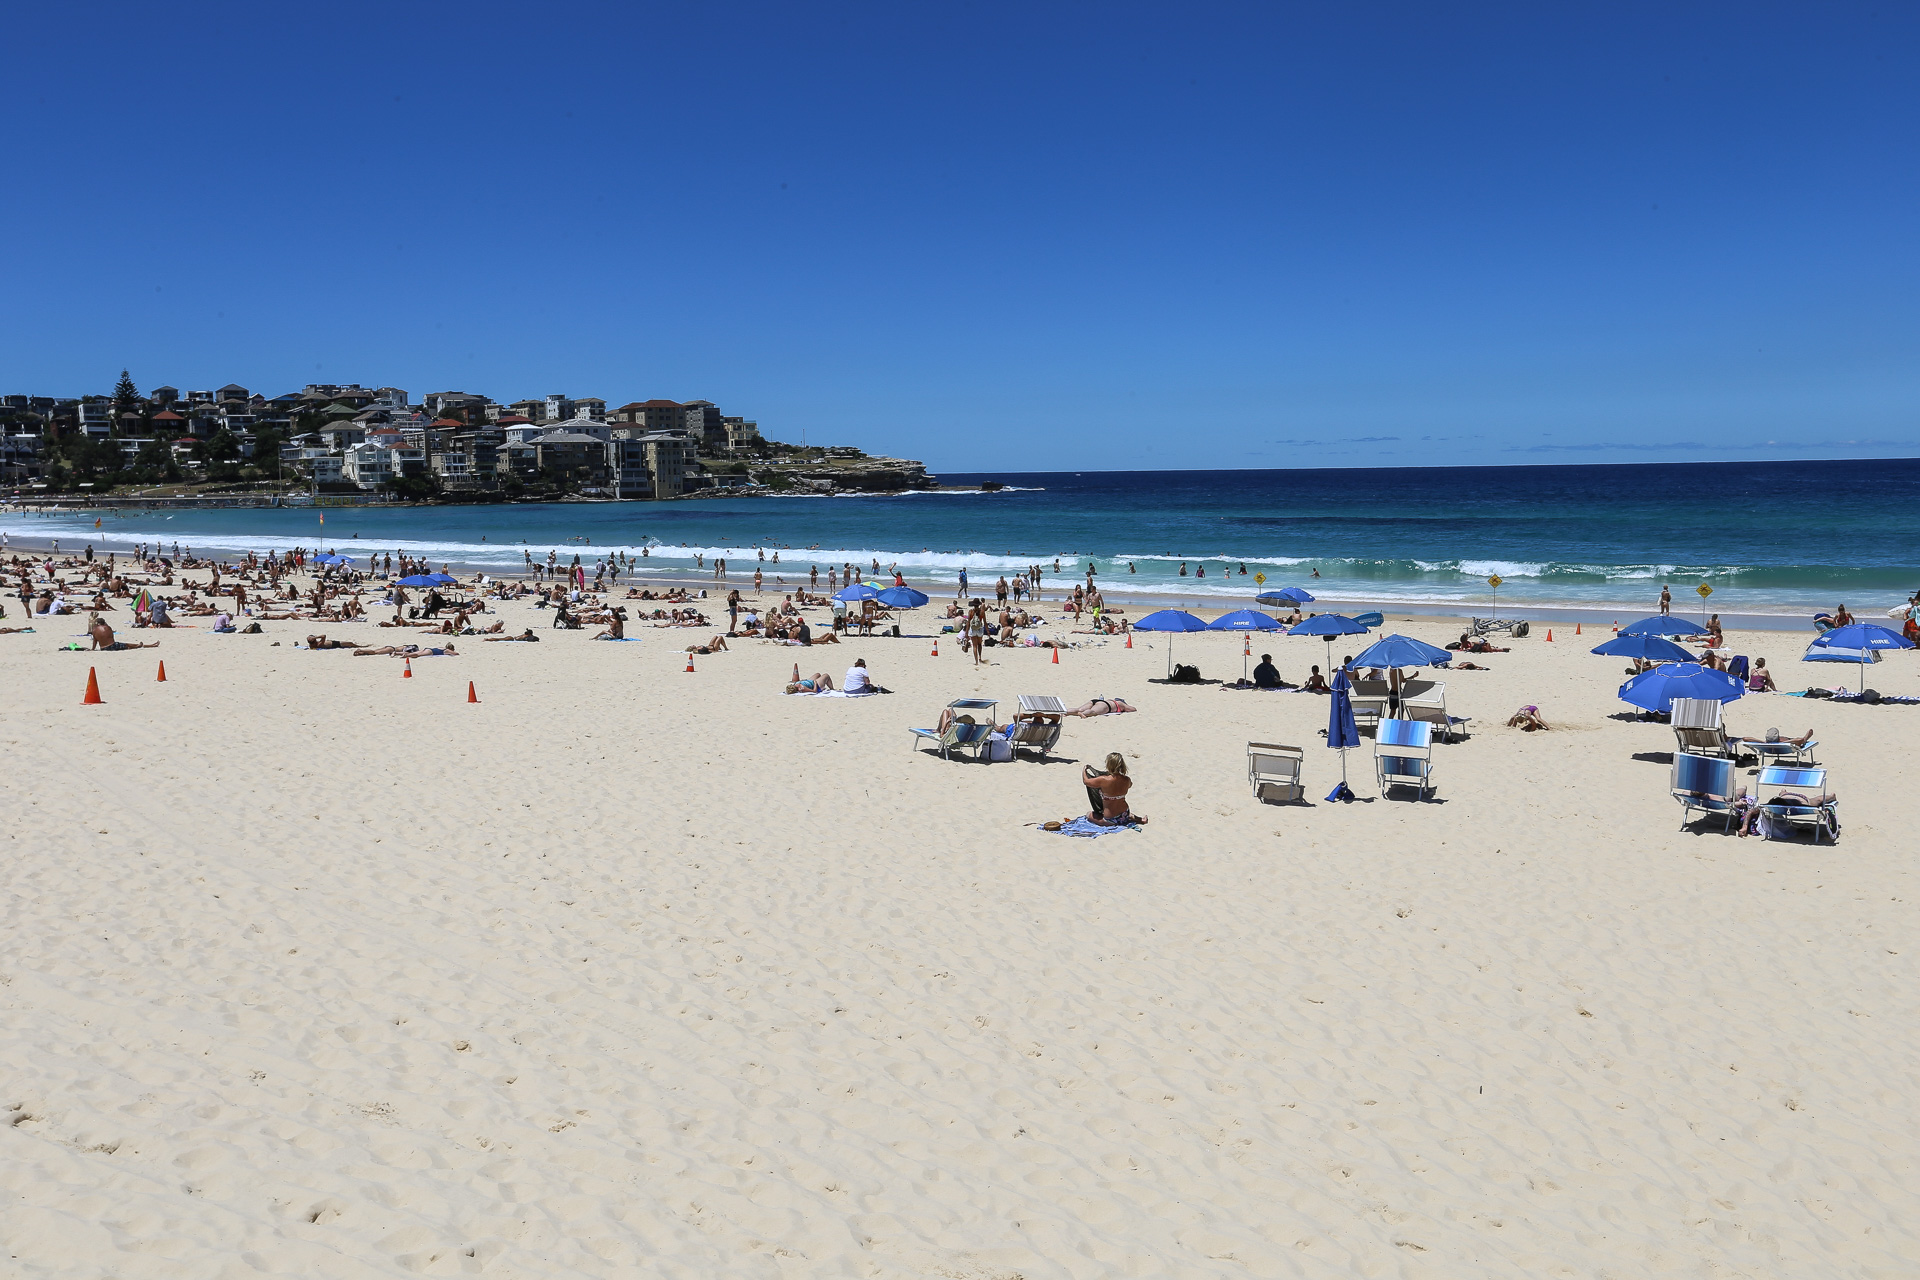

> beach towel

[{"left": 1045, "top": 816, "right": 1142, "bottom": 837}]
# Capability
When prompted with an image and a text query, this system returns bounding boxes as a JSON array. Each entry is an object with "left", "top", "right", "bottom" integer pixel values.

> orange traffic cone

[
  {"left": 467, "top": 681, "right": 479, "bottom": 703},
  {"left": 82, "top": 667, "right": 103, "bottom": 705},
  {"left": 931, "top": 638, "right": 939, "bottom": 657},
  {"left": 1613, "top": 620, "right": 1619, "bottom": 633},
  {"left": 1546, "top": 629, "right": 1553, "bottom": 642},
  {"left": 685, "top": 655, "right": 695, "bottom": 672},
  {"left": 1051, "top": 646, "right": 1059, "bottom": 664},
  {"left": 155, "top": 660, "right": 167, "bottom": 682},
  {"left": 1125, "top": 631, "right": 1132, "bottom": 649},
  {"left": 402, "top": 657, "right": 412, "bottom": 678},
  {"left": 1575, "top": 622, "right": 1581, "bottom": 635}
]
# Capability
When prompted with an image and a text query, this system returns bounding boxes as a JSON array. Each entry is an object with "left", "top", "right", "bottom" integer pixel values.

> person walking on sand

[{"left": 1659, "top": 585, "right": 1672, "bottom": 615}]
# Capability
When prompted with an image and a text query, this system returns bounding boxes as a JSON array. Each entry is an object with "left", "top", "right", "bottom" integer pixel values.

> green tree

[{"left": 112, "top": 370, "right": 140, "bottom": 422}]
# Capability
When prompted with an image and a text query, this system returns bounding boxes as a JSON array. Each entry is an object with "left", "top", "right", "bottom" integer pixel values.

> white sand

[{"left": 3, "top": 602, "right": 1917, "bottom": 1278}]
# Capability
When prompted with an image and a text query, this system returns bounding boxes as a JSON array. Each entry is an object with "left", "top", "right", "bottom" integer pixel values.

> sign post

[
  {"left": 1698, "top": 581, "right": 1713, "bottom": 629},
  {"left": 1488, "top": 574, "right": 1503, "bottom": 621}
]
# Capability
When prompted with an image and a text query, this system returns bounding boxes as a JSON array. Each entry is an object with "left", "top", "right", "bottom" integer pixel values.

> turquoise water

[{"left": 8, "top": 459, "right": 1918, "bottom": 616}]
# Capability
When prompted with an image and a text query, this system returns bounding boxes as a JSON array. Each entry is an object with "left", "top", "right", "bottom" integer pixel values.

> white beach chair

[
  {"left": 1670, "top": 697, "right": 1732, "bottom": 759},
  {"left": 1374, "top": 719, "right": 1435, "bottom": 800},
  {"left": 1349, "top": 679, "right": 1390, "bottom": 729},
  {"left": 1398, "top": 679, "right": 1459, "bottom": 741},
  {"left": 1247, "top": 742, "right": 1305, "bottom": 804}
]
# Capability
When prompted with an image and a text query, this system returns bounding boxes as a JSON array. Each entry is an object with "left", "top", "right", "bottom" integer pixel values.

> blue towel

[{"left": 1051, "top": 816, "right": 1141, "bottom": 837}]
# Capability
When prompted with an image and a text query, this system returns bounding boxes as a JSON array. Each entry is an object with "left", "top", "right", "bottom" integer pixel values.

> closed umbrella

[
  {"left": 1618, "top": 662, "right": 1745, "bottom": 713},
  {"left": 1326, "top": 668, "right": 1361, "bottom": 801},
  {"left": 1135, "top": 608, "right": 1210, "bottom": 677},
  {"left": 1590, "top": 633, "right": 1693, "bottom": 662},
  {"left": 1805, "top": 622, "right": 1914, "bottom": 693}
]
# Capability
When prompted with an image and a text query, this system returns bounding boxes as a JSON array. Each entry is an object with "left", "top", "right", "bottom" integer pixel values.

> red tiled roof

[
  {"left": 153, "top": 410, "right": 183, "bottom": 420},
  {"left": 639, "top": 399, "right": 684, "bottom": 408},
  {"left": 430, "top": 418, "right": 464, "bottom": 427},
  {"left": 496, "top": 415, "right": 533, "bottom": 425}
]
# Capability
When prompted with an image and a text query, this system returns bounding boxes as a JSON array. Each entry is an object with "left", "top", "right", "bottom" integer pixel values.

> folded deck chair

[
  {"left": 907, "top": 719, "right": 995, "bottom": 762},
  {"left": 1670, "top": 697, "right": 1732, "bottom": 758},
  {"left": 1374, "top": 718, "right": 1435, "bottom": 799},
  {"left": 1349, "top": 679, "right": 1390, "bottom": 728},
  {"left": 1754, "top": 765, "right": 1838, "bottom": 843},
  {"left": 1670, "top": 752, "right": 1739, "bottom": 832},
  {"left": 1247, "top": 742, "right": 1305, "bottom": 804}
]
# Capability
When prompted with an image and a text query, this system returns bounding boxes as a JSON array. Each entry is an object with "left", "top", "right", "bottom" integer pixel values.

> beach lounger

[
  {"left": 1670, "top": 752, "right": 1739, "bottom": 832},
  {"left": 1754, "top": 765, "right": 1839, "bottom": 843},
  {"left": 1247, "top": 742, "right": 1305, "bottom": 804},
  {"left": 1398, "top": 679, "right": 1461, "bottom": 741},
  {"left": 1007, "top": 718, "right": 1062, "bottom": 759},
  {"left": 1349, "top": 678, "right": 1390, "bottom": 728},
  {"left": 1374, "top": 718, "right": 1435, "bottom": 800},
  {"left": 1745, "top": 735, "right": 1818, "bottom": 769},
  {"left": 1670, "top": 697, "right": 1732, "bottom": 759},
  {"left": 907, "top": 719, "right": 996, "bottom": 762}
]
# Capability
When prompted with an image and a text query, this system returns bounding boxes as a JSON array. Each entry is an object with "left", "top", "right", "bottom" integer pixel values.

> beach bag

[
  {"left": 1170, "top": 663, "right": 1203, "bottom": 683},
  {"left": 985, "top": 732, "right": 1013, "bottom": 763}
]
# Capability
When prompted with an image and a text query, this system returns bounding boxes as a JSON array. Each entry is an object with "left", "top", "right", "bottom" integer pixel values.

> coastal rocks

[{"left": 744, "top": 457, "right": 936, "bottom": 494}]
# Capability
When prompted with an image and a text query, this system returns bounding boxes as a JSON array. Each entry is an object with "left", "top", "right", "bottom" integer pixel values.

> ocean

[{"left": 7, "top": 458, "right": 1918, "bottom": 619}]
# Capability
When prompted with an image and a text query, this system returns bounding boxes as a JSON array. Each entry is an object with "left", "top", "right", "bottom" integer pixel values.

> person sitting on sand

[
  {"left": 1252, "top": 654, "right": 1284, "bottom": 688},
  {"left": 686, "top": 634, "right": 730, "bottom": 654},
  {"left": 483, "top": 629, "right": 541, "bottom": 642},
  {"left": 89, "top": 614, "right": 159, "bottom": 651},
  {"left": 1448, "top": 633, "right": 1509, "bottom": 653},
  {"left": 306, "top": 635, "right": 355, "bottom": 650},
  {"left": 1082, "top": 753, "right": 1145, "bottom": 826},
  {"left": 1749, "top": 657, "right": 1778, "bottom": 691},
  {"left": 1507, "top": 705, "right": 1551, "bottom": 730},
  {"left": 1063, "top": 696, "right": 1136, "bottom": 718},
  {"left": 785, "top": 663, "right": 836, "bottom": 694},
  {"left": 591, "top": 611, "right": 626, "bottom": 640},
  {"left": 1302, "top": 666, "right": 1330, "bottom": 693}
]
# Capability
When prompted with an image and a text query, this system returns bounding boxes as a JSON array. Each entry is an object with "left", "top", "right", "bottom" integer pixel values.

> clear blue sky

[{"left": 4, "top": 3, "right": 1916, "bottom": 472}]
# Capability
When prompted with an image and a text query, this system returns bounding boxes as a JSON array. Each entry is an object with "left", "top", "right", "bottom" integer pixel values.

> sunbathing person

[
  {"left": 1749, "top": 658, "right": 1778, "bottom": 691},
  {"left": 1063, "top": 697, "right": 1137, "bottom": 718},
  {"left": 1302, "top": 666, "right": 1330, "bottom": 692},
  {"left": 89, "top": 616, "right": 160, "bottom": 650},
  {"left": 1507, "top": 705, "right": 1551, "bottom": 731},
  {"left": 785, "top": 663, "right": 836, "bottom": 694},
  {"left": 306, "top": 635, "right": 356, "bottom": 650},
  {"left": 1448, "top": 633, "right": 1509, "bottom": 653},
  {"left": 1730, "top": 727, "right": 1815, "bottom": 748},
  {"left": 1082, "top": 753, "right": 1145, "bottom": 826},
  {"left": 685, "top": 634, "right": 730, "bottom": 654},
  {"left": 484, "top": 629, "right": 542, "bottom": 642},
  {"left": 0, "top": 625, "right": 34, "bottom": 635},
  {"left": 353, "top": 643, "right": 459, "bottom": 656}
]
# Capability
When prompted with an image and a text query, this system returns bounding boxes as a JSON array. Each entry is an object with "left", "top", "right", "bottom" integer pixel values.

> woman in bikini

[
  {"left": 1064, "top": 697, "right": 1137, "bottom": 718},
  {"left": 785, "top": 663, "right": 836, "bottom": 694},
  {"left": 1082, "top": 753, "right": 1145, "bottom": 825}
]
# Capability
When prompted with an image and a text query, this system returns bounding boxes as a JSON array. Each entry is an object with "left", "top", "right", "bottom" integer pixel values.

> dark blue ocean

[{"left": 8, "top": 458, "right": 1919, "bottom": 616}]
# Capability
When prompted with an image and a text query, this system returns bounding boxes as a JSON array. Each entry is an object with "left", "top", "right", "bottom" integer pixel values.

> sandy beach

[{"left": 3, "top": 573, "right": 1917, "bottom": 1278}]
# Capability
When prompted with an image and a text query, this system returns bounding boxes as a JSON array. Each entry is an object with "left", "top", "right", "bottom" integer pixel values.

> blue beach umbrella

[
  {"left": 1620, "top": 615, "right": 1704, "bottom": 638},
  {"left": 1352, "top": 633, "right": 1451, "bottom": 670},
  {"left": 1805, "top": 622, "right": 1913, "bottom": 693},
  {"left": 1289, "top": 612, "right": 1371, "bottom": 671},
  {"left": 1135, "top": 608, "right": 1210, "bottom": 676},
  {"left": 396, "top": 574, "right": 437, "bottom": 587},
  {"left": 1207, "top": 609, "right": 1283, "bottom": 631},
  {"left": 833, "top": 584, "right": 880, "bottom": 602},
  {"left": 1618, "top": 662, "right": 1745, "bottom": 713},
  {"left": 311, "top": 552, "right": 349, "bottom": 566},
  {"left": 1589, "top": 633, "right": 1693, "bottom": 662},
  {"left": 1257, "top": 587, "right": 1315, "bottom": 605},
  {"left": 1326, "top": 668, "right": 1361, "bottom": 801},
  {"left": 877, "top": 585, "right": 929, "bottom": 609}
]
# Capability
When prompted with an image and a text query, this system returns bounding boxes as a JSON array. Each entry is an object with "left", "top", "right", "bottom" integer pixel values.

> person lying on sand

[
  {"left": 484, "top": 629, "right": 541, "bottom": 642},
  {"left": 353, "top": 643, "right": 458, "bottom": 656},
  {"left": 785, "top": 663, "right": 837, "bottom": 694},
  {"left": 0, "top": 626, "right": 34, "bottom": 634},
  {"left": 1453, "top": 660, "right": 1491, "bottom": 670},
  {"left": 1448, "top": 633, "right": 1509, "bottom": 653},
  {"left": 685, "top": 634, "right": 730, "bottom": 654},
  {"left": 306, "top": 635, "right": 356, "bottom": 650},
  {"left": 1061, "top": 697, "right": 1136, "bottom": 718},
  {"left": 1507, "top": 705, "right": 1551, "bottom": 730},
  {"left": 89, "top": 615, "right": 159, "bottom": 650}
]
